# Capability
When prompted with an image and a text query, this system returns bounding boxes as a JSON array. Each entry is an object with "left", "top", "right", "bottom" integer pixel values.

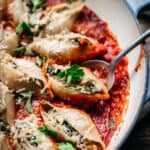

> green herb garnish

[
  {"left": 56, "top": 64, "right": 84, "bottom": 86},
  {"left": 31, "top": 0, "right": 44, "bottom": 10},
  {"left": 56, "top": 71, "right": 65, "bottom": 79},
  {"left": 58, "top": 141, "right": 75, "bottom": 150},
  {"left": 67, "top": 0, "right": 73, "bottom": 4},
  {"left": 39, "top": 126, "right": 57, "bottom": 137},
  {"left": 16, "top": 22, "right": 34, "bottom": 36},
  {"left": 15, "top": 47, "right": 25, "bottom": 56},
  {"left": 32, "top": 136, "right": 42, "bottom": 144},
  {"left": 16, "top": 97, "right": 23, "bottom": 105},
  {"left": 19, "top": 92, "right": 33, "bottom": 113},
  {"left": 108, "top": 119, "right": 115, "bottom": 129},
  {"left": 64, "top": 28, "right": 71, "bottom": 34},
  {"left": 15, "top": 47, "right": 35, "bottom": 57},
  {"left": 36, "top": 56, "right": 45, "bottom": 67},
  {"left": 24, "top": 49, "right": 35, "bottom": 56}
]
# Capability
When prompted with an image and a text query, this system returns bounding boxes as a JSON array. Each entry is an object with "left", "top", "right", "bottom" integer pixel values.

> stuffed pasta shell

[
  {"left": 40, "top": 102, "right": 105, "bottom": 150},
  {"left": 28, "top": 32, "right": 107, "bottom": 63},
  {"left": 0, "top": 82, "right": 15, "bottom": 125},
  {"left": 0, "top": 22, "right": 19, "bottom": 54},
  {"left": 11, "top": 114, "right": 57, "bottom": 150},
  {"left": 8, "top": 0, "right": 84, "bottom": 35},
  {"left": 43, "top": 62, "right": 109, "bottom": 103},
  {"left": 0, "top": 53, "right": 47, "bottom": 95},
  {"left": 43, "top": 1, "right": 84, "bottom": 35}
]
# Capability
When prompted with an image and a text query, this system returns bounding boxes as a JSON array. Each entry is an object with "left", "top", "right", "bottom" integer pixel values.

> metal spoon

[{"left": 82, "top": 29, "right": 150, "bottom": 90}]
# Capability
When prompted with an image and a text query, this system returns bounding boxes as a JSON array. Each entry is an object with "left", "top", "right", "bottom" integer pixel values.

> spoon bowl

[
  {"left": 82, "top": 59, "right": 115, "bottom": 90},
  {"left": 82, "top": 29, "right": 150, "bottom": 90}
]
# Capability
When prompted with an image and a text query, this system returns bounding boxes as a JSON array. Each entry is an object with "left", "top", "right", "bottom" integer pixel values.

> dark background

[{"left": 121, "top": 11, "right": 150, "bottom": 150}]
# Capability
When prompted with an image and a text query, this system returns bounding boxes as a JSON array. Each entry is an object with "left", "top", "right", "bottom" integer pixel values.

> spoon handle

[{"left": 110, "top": 29, "right": 150, "bottom": 68}]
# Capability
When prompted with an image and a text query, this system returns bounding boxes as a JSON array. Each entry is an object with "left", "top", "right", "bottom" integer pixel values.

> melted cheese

[
  {"left": 28, "top": 32, "right": 97, "bottom": 61},
  {"left": 0, "top": 53, "right": 47, "bottom": 95},
  {"left": 8, "top": 1, "right": 83, "bottom": 36},
  {"left": 41, "top": 102, "right": 105, "bottom": 150},
  {"left": 0, "top": 82, "right": 15, "bottom": 125},
  {"left": 12, "top": 115, "right": 56, "bottom": 150},
  {"left": 44, "top": 1, "right": 84, "bottom": 35},
  {"left": 0, "top": 24, "right": 19, "bottom": 54},
  {"left": 8, "top": 0, "right": 29, "bottom": 23},
  {"left": 46, "top": 64, "right": 108, "bottom": 100}
]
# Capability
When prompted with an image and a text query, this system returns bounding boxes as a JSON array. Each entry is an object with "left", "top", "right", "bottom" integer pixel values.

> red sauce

[
  {"left": 15, "top": 0, "right": 129, "bottom": 146},
  {"left": 16, "top": 99, "right": 45, "bottom": 126}
]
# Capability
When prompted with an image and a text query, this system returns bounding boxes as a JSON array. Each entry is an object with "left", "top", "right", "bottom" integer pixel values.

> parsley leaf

[
  {"left": 56, "top": 64, "right": 84, "bottom": 85},
  {"left": 64, "top": 28, "right": 71, "bottom": 34},
  {"left": 36, "top": 56, "right": 45, "bottom": 67},
  {"left": 58, "top": 141, "right": 75, "bottom": 150},
  {"left": 108, "top": 119, "right": 115, "bottom": 129},
  {"left": 19, "top": 92, "right": 33, "bottom": 113},
  {"left": 32, "top": 136, "right": 42, "bottom": 144},
  {"left": 38, "top": 126, "right": 57, "bottom": 137},
  {"left": 66, "top": 64, "right": 84, "bottom": 85},
  {"left": 16, "top": 97, "right": 23, "bottom": 105},
  {"left": 67, "top": 0, "right": 73, "bottom": 4},
  {"left": 31, "top": 0, "right": 44, "bottom": 10},
  {"left": 67, "top": 0, "right": 85, "bottom": 4},
  {"left": 16, "top": 22, "right": 34, "bottom": 36},
  {"left": 24, "top": 49, "right": 35, "bottom": 56},
  {"left": 15, "top": 47, "right": 25, "bottom": 56},
  {"left": 56, "top": 71, "right": 65, "bottom": 79},
  {"left": 15, "top": 47, "right": 35, "bottom": 57}
]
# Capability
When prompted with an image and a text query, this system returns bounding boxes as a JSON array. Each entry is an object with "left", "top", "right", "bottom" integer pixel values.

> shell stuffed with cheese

[
  {"left": 0, "top": 53, "right": 47, "bottom": 95},
  {"left": 43, "top": 62, "right": 109, "bottom": 104},
  {"left": 0, "top": 22, "right": 19, "bottom": 55},
  {"left": 11, "top": 115, "right": 57, "bottom": 150},
  {"left": 28, "top": 32, "right": 107, "bottom": 63},
  {"left": 40, "top": 101, "right": 105, "bottom": 150}
]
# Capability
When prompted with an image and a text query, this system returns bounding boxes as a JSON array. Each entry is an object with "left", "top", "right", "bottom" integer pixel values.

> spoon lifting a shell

[{"left": 82, "top": 29, "right": 150, "bottom": 90}]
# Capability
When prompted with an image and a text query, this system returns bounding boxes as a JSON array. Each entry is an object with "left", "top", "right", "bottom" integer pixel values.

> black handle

[
  {"left": 125, "top": 0, "right": 150, "bottom": 104},
  {"left": 145, "top": 39, "right": 150, "bottom": 103},
  {"left": 125, "top": 0, "right": 150, "bottom": 17}
]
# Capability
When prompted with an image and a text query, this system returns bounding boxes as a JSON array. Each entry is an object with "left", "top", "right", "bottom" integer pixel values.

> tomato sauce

[
  {"left": 15, "top": 0, "right": 129, "bottom": 146},
  {"left": 72, "top": 4, "right": 129, "bottom": 145}
]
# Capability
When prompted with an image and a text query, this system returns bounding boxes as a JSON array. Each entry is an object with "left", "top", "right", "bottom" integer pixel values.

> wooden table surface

[{"left": 121, "top": 13, "right": 150, "bottom": 150}]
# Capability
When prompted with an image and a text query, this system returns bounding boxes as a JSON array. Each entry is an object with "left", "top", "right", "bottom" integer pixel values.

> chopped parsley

[
  {"left": 16, "top": 92, "right": 33, "bottom": 113},
  {"left": 38, "top": 126, "right": 57, "bottom": 137},
  {"left": 31, "top": 0, "right": 44, "bottom": 10},
  {"left": 56, "top": 64, "right": 85, "bottom": 85},
  {"left": 36, "top": 56, "right": 45, "bottom": 67},
  {"left": 15, "top": 47, "right": 35, "bottom": 57},
  {"left": 58, "top": 141, "right": 75, "bottom": 150},
  {"left": 56, "top": 71, "right": 65, "bottom": 79},
  {"left": 16, "top": 22, "right": 34, "bottom": 36},
  {"left": 108, "top": 119, "right": 115, "bottom": 129},
  {"left": 24, "top": 49, "right": 35, "bottom": 56},
  {"left": 67, "top": 0, "right": 73, "bottom": 4},
  {"left": 67, "top": 0, "right": 86, "bottom": 4},
  {"left": 64, "top": 28, "right": 71, "bottom": 34}
]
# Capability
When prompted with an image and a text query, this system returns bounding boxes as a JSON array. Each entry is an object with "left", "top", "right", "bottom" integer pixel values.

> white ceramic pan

[
  {"left": 0, "top": 0, "right": 150, "bottom": 149},
  {"left": 85, "top": 0, "right": 150, "bottom": 149}
]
